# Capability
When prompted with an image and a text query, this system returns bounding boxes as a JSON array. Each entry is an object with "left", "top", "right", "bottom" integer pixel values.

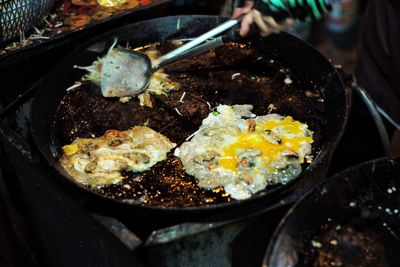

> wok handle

[{"left": 355, "top": 86, "right": 393, "bottom": 157}]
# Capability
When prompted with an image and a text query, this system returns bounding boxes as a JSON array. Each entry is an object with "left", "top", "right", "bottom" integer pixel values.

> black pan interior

[
  {"left": 30, "top": 16, "right": 349, "bottom": 213},
  {"left": 264, "top": 157, "right": 400, "bottom": 267},
  {"left": 52, "top": 40, "right": 326, "bottom": 207}
]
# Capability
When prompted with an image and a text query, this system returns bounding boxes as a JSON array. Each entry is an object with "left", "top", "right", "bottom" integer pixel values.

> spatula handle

[
  {"left": 154, "top": 37, "right": 225, "bottom": 70},
  {"left": 158, "top": 17, "right": 243, "bottom": 64}
]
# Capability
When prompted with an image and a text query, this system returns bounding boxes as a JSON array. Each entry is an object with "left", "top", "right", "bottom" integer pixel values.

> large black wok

[
  {"left": 30, "top": 15, "right": 350, "bottom": 226},
  {"left": 264, "top": 157, "right": 400, "bottom": 267}
]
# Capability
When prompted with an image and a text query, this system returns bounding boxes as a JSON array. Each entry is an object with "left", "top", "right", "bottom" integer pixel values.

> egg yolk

[
  {"left": 62, "top": 144, "right": 79, "bottom": 156},
  {"left": 219, "top": 116, "right": 313, "bottom": 171}
]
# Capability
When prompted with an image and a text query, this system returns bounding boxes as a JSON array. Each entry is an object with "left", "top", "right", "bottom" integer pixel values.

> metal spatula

[{"left": 100, "top": 18, "right": 243, "bottom": 97}]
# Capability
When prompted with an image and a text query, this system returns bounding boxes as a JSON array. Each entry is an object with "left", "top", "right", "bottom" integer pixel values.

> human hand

[
  {"left": 233, "top": 1, "right": 295, "bottom": 37},
  {"left": 232, "top": 0, "right": 254, "bottom": 19}
]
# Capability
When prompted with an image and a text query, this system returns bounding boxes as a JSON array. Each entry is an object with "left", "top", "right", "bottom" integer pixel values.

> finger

[
  {"left": 275, "top": 18, "right": 295, "bottom": 33},
  {"left": 262, "top": 16, "right": 281, "bottom": 30},
  {"left": 284, "top": 18, "right": 295, "bottom": 28},
  {"left": 262, "top": 17, "right": 282, "bottom": 34},
  {"left": 244, "top": 0, "right": 254, "bottom": 9},
  {"left": 232, "top": 1, "right": 254, "bottom": 18},
  {"left": 232, "top": 8, "right": 245, "bottom": 18},
  {"left": 240, "top": 13, "right": 254, "bottom": 36},
  {"left": 252, "top": 10, "right": 272, "bottom": 37},
  {"left": 262, "top": 16, "right": 295, "bottom": 34}
]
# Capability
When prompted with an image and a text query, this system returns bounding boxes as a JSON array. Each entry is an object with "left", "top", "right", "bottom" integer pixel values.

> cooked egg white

[
  {"left": 60, "top": 126, "right": 176, "bottom": 187},
  {"left": 174, "top": 105, "right": 314, "bottom": 200}
]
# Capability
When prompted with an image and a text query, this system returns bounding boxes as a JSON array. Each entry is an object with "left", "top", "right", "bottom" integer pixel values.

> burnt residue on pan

[
  {"left": 295, "top": 194, "right": 400, "bottom": 267},
  {"left": 265, "top": 158, "right": 400, "bottom": 267},
  {"left": 312, "top": 223, "right": 390, "bottom": 267},
  {"left": 53, "top": 41, "right": 327, "bottom": 207}
]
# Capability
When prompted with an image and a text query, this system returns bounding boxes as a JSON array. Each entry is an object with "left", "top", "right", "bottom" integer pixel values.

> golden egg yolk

[
  {"left": 62, "top": 144, "right": 79, "bottom": 156},
  {"left": 219, "top": 116, "right": 313, "bottom": 171}
]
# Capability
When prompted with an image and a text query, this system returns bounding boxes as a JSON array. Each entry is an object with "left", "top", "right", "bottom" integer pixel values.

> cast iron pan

[
  {"left": 264, "top": 157, "right": 400, "bottom": 267},
  {"left": 30, "top": 15, "right": 349, "bottom": 225}
]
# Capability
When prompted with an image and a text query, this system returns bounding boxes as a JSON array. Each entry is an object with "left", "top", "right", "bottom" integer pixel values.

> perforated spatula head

[{"left": 100, "top": 47, "right": 152, "bottom": 97}]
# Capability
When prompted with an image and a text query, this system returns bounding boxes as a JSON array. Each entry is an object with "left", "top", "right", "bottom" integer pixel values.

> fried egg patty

[
  {"left": 174, "top": 105, "right": 313, "bottom": 200},
  {"left": 60, "top": 126, "right": 176, "bottom": 187}
]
